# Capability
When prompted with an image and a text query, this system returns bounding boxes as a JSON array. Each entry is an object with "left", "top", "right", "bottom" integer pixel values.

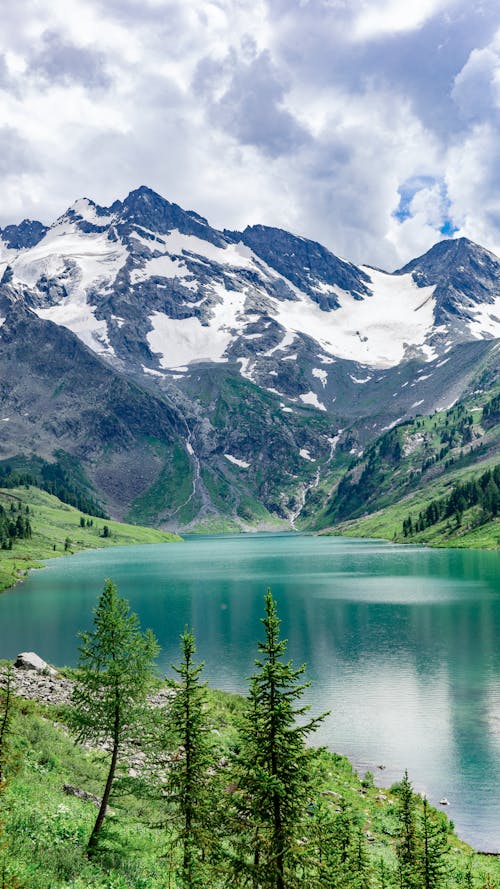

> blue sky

[{"left": 0, "top": 0, "right": 499, "bottom": 268}]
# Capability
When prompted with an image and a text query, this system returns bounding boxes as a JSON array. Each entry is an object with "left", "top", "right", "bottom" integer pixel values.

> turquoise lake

[{"left": 0, "top": 533, "right": 499, "bottom": 851}]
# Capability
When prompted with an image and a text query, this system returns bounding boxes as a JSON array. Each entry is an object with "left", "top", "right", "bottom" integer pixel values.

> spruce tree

[
  {"left": 395, "top": 770, "right": 418, "bottom": 889},
  {"left": 162, "top": 628, "right": 217, "bottom": 888},
  {"left": 69, "top": 579, "right": 159, "bottom": 855},
  {"left": 420, "top": 797, "right": 447, "bottom": 889},
  {"left": 230, "top": 588, "right": 326, "bottom": 889}
]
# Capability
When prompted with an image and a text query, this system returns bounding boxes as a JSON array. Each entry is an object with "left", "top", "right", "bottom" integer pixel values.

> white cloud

[
  {"left": 350, "top": 0, "right": 457, "bottom": 42},
  {"left": 0, "top": 0, "right": 498, "bottom": 268}
]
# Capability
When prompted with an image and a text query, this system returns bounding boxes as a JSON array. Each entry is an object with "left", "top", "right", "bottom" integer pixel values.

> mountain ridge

[{"left": 0, "top": 186, "right": 498, "bottom": 531}]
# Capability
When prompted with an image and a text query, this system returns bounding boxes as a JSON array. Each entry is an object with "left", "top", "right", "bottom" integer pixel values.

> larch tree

[
  {"left": 69, "top": 579, "right": 159, "bottom": 856},
  {"left": 0, "top": 665, "right": 15, "bottom": 786}
]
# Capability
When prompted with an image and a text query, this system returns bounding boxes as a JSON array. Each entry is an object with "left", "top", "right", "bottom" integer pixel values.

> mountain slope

[{"left": 0, "top": 187, "right": 498, "bottom": 531}]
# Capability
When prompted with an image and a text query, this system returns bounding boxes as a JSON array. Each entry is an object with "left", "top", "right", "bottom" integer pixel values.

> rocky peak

[
  {"left": 395, "top": 237, "right": 500, "bottom": 306},
  {"left": 238, "top": 224, "right": 372, "bottom": 310},
  {"left": 110, "top": 186, "right": 227, "bottom": 247},
  {"left": 0, "top": 219, "right": 48, "bottom": 250}
]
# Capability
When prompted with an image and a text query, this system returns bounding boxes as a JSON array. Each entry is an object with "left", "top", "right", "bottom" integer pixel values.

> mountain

[{"left": 0, "top": 186, "right": 498, "bottom": 531}]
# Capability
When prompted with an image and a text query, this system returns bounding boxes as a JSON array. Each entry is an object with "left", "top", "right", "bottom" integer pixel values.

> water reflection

[{"left": 0, "top": 535, "right": 499, "bottom": 850}]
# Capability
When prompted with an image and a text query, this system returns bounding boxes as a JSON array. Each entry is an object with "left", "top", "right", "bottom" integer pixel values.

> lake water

[{"left": 0, "top": 533, "right": 499, "bottom": 851}]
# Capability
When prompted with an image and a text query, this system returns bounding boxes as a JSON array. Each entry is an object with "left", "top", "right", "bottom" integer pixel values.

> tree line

[
  {"left": 0, "top": 501, "right": 32, "bottom": 550},
  {"left": 0, "top": 459, "right": 107, "bottom": 518},
  {"left": 403, "top": 463, "right": 500, "bottom": 537},
  {"left": 0, "top": 581, "right": 471, "bottom": 888}
]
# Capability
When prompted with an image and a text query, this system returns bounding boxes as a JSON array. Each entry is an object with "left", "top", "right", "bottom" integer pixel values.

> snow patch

[
  {"left": 299, "top": 391, "right": 327, "bottom": 411},
  {"left": 71, "top": 198, "right": 115, "bottom": 227},
  {"left": 147, "top": 284, "right": 246, "bottom": 368},
  {"left": 312, "top": 367, "right": 327, "bottom": 387},
  {"left": 130, "top": 254, "right": 190, "bottom": 284},
  {"left": 274, "top": 268, "right": 436, "bottom": 367},
  {"left": 299, "top": 448, "right": 315, "bottom": 461},
  {"left": 350, "top": 374, "right": 372, "bottom": 384},
  {"left": 224, "top": 454, "right": 250, "bottom": 469}
]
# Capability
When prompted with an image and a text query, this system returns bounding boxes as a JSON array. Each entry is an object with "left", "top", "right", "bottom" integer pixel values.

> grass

[
  {"left": 126, "top": 442, "right": 194, "bottom": 526},
  {"left": 321, "top": 447, "right": 500, "bottom": 549},
  {"left": 0, "top": 485, "right": 181, "bottom": 592},
  {"left": 1, "top": 684, "right": 499, "bottom": 888}
]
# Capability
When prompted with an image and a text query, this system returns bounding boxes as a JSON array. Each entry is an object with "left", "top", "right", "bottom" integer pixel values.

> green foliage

[
  {"left": 1, "top": 598, "right": 500, "bottom": 887},
  {"left": 0, "top": 665, "right": 15, "bottom": 785},
  {"left": 68, "top": 580, "right": 159, "bottom": 854},
  {"left": 420, "top": 797, "right": 448, "bottom": 889},
  {"left": 403, "top": 463, "right": 500, "bottom": 537},
  {"left": 159, "top": 629, "right": 219, "bottom": 888},
  {"left": 395, "top": 771, "right": 418, "bottom": 888},
  {"left": 229, "top": 589, "right": 326, "bottom": 888},
  {"left": 0, "top": 485, "right": 181, "bottom": 593},
  {"left": 0, "top": 455, "right": 107, "bottom": 517}
]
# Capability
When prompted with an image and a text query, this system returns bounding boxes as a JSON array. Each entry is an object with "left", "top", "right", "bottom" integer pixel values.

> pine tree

[
  {"left": 230, "top": 588, "right": 326, "bottom": 889},
  {"left": 69, "top": 579, "right": 159, "bottom": 855},
  {"left": 161, "top": 628, "right": 217, "bottom": 888}
]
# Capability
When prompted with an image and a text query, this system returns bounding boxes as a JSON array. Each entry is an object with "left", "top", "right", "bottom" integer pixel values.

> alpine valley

[{"left": 0, "top": 185, "right": 498, "bottom": 538}]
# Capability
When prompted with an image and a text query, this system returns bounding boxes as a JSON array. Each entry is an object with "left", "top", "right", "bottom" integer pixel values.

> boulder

[{"left": 14, "top": 652, "right": 57, "bottom": 676}]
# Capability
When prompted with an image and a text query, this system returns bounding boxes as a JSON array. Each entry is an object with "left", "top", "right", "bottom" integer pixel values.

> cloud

[
  {"left": 28, "top": 30, "right": 111, "bottom": 89},
  {"left": 0, "top": 126, "right": 40, "bottom": 175},
  {"left": 349, "top": 0, "right": 457, "bottom": 42},
  {"left": 0, "top": 0, "right": 499, "bottom": 266},
  {"left": 194, "top": 46, "right": 309, "bottom": 157}
]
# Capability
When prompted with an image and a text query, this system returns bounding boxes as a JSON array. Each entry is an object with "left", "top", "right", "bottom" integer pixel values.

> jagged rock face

[
  {"left": 0, "top": 301, "right": 184, "bottom": 519},
  {"left": 1, "top": 187, "right": 498, "bottom": 394},
  {"left": 235, "top": 224, "right": 372, "bottom": 309},
  {"left": 0, "top": 187, "right": 498, "bottom": 529},
  {"left": 396, "top": 237, "right": 500, "bottom": 346},
  {"left": 0, "top": 187, "right": 498, "bottom": 384},
  {"left": 0, "top": 219, "right": 48, "bottom": 250}
]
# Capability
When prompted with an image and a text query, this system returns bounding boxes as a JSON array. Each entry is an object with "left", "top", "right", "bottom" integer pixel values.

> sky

[{"left": 0, "top": 0, "right": 499, "bottom": 269}]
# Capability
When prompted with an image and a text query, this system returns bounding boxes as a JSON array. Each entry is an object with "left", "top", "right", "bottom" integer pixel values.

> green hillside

[
  {"left": 0, "top": 679, "right": 497, "bottom": 888},
  {"left": 0, "top": 485, "right": 181, "bottom": 592},
  {"left": 315, "top": 382, "right": 500, "bottom": 548}
]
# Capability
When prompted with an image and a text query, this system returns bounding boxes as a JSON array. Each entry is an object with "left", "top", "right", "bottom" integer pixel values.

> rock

[
  {"left": 63, "top": 785, "right": 101, "bottom": 807},
  {"left": 15, "top": 652, "right": 57, "bottom": 676}
]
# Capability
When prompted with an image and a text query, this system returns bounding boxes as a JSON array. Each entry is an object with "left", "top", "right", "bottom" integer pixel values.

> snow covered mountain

[
  {"left": 2, "top": 186, "right": 499, "bottom": 380},
  {"left": 0, "top": 186, "right": 498, "bottom": 529}
]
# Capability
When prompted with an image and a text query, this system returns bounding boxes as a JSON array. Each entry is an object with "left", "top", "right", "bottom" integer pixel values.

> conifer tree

[
  {"left": 230, "top": 588, "right": 326, "bottom": 889},
  {"left": 162, "top": 628, "right": 217, "bottom": 888},
  {"left": 420, "top": 797, "right": 447, "bottom": 889},
  {"left": 69, "top": 579, "right": 159, "bottom": 855},
  {"left": 395, "top": 770, "right": 418, "bottom": 889},
  {"left": 352, "top": 827, "right": 372, "bottom": 889}
]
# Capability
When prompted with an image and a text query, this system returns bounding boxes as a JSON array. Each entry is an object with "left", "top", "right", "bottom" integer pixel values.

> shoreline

[{"left": 3, "top": 658, "right": 499, "bottom": 857}]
